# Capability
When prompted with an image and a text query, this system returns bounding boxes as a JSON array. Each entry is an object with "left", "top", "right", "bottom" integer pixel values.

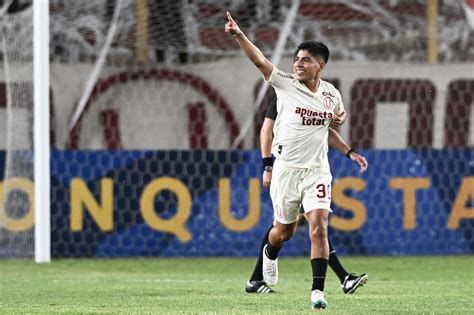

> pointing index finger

[{"left": 226, "top": 11, "right": 234, "bottom": 22}]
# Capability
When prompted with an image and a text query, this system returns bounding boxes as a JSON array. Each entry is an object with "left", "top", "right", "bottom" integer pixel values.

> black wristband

[
  {"left": 262, "top": 157, "right": 274, "bottom": 168},
  {"left": 345, "top": 148, "right": 355, "bottom": 159}
]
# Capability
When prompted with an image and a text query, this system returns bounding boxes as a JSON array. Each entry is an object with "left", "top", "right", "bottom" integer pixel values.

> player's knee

[
  {"left": 309, "top": 225, "right": 328, "bottom": 243},
  {"left": 281, "top": 231, "right": 294, "bottom": 242},
  {"left": 274, "top": 227, "right": 294, "bottom": 242}
]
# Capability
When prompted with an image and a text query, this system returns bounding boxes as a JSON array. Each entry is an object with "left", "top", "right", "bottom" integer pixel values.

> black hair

[{"left": 294, "top": 41, "right": 330, "bottom": 63}]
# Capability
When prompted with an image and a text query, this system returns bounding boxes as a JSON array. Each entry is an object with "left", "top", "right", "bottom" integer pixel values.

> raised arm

[
  {"left": 225, "top": 12, "right": 273, "bottom": 80},
  {"left": 328, "top": 128, "right": 368, "bottom": 173}
]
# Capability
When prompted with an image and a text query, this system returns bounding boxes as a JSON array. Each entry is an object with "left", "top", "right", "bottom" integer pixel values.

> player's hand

[
  {"left": 330, "top": 114, "right": 344, "bottom": 128},
  {"left": 225, "top": 11, "right": 242, "bottom": 37},
  {"left": 262, "top": 170, "right": 272, "bottom": 189},
  {"left": 349, "top": 151, "right": 368, "bottom": 173}
]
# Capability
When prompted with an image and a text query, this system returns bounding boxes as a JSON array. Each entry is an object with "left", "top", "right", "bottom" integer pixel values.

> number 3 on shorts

[{"left": 316, "top": 183, "right": 331, "bottom": 201}]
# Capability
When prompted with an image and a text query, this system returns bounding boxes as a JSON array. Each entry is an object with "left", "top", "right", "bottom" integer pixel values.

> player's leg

[
  {"left": 327, "top": 237, "right": 368, "bottom": 294},
  {"left": 327, "top": 238, "right": 349, "bottom": 282},
  {"left": 246, "top": 225, "right": 275, "bottom": 293},
  {"left": 305, "top": 216, "right": 369, "bottom": 292},
  {"left": 307, "top": 208, "right": 330, "bottom": 310},
  {"left": 262, "top": 162, "right": 300, "bottom": 286},
  {"left": 262, "top": 221, "right": 296, "bottom": 285},
  {"left": 246, "top": 219, "right": 296, "bottom": 291},
  {"left": 304, "top": 212, "right": 368, "bottom": 294}
]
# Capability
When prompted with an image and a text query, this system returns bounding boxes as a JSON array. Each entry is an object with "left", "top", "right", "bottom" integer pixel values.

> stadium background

[{"left": 0, "top": 0, "right": 473, "bottom": 259}]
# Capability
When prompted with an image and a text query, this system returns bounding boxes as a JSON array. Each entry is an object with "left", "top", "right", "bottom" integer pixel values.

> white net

[
  {"left": 45, "top": 0, "right": 473, "bottom": 150},
  {"left": 0, "top": 2, "right": 34, "bottom": 258},
  {"left": 0, "top": 0, "right": 472, "bottom": 258}
]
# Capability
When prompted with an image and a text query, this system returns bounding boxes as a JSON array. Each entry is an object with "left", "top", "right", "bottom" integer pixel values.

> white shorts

[{"left": 270, "top": 161, "right": 332, "bottom": 224}]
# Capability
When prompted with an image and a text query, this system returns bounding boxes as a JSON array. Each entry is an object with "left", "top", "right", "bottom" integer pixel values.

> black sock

[
  {"left": 327, "top": 239, "right": 349, "bottom": 283},
  {"left": 265, "top": 242, "right": 282, "bottom": 260},
  {"left": 249, "top": 226, "right": 273, "bottom": 281},
  {"left": 311, "top": 258, "right": 328, "bottom": 291}
]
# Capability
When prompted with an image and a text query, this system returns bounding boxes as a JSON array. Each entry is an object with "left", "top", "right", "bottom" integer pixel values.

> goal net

[
  {"left": 0, "top": 0, "right": 472, "bottom": 258},
  {"left": 0, "top": 1, "right": 34, "bottom": 258}
]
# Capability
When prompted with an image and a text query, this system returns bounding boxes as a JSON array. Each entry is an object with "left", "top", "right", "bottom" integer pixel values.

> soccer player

[
  {"left": 246, "top": 91, "right": 368, "bottom": 295},
  {"left": 225, "top": 12, "right": 363, "bottom": 310}
]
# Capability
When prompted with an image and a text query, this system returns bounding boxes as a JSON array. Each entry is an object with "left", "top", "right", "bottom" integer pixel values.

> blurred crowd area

[
  {"left": 0, "top": 0, "right": 472, "bottom": 151},
  {"left": 1, "top": 0, "right": 473, "bottom": 64}
]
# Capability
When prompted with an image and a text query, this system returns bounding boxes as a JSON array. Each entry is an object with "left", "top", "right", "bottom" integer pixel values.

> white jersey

[{"left": 266, "top": 66, "right": 345, "bottom": 170}]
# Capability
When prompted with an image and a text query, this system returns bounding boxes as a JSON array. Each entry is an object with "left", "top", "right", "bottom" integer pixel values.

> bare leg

[
  {"left": 268, "top": 221, "right": 296, "bottom": 247},
  {"left": 306, "top": 209, "right": 330, "bottom": 291},
  {"left": 262, "top": 220, "right": 297, "bottom": 286}
]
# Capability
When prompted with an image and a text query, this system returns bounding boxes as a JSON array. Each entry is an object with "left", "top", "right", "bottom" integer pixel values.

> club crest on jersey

[{"left": 323, "top": 97, "right": 334, "bottom": 109}]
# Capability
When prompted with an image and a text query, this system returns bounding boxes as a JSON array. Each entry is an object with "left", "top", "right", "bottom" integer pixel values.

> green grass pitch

[{"left": 1, "top": 256, "right": 472, "bottom": 314}]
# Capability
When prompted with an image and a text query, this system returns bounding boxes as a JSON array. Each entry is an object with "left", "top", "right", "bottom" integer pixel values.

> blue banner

[{"left": 0, "top": 149, "right": 472, "bottom": 257}]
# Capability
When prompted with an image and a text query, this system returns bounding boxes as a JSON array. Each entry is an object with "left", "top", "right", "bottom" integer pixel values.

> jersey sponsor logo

[
  {"left": 295, "top": 107, "right": 334, "bottom": 119},
  {"left": 322, "top": 91, "right": 336, "bottom": 98},
  {"left": 295, "top": 106, "right": 334, "bottom": 126}
]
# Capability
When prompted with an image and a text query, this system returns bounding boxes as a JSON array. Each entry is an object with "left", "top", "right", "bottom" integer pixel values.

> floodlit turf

[{"left": 0, "top": 256, "right": 473, "bottom": 314}]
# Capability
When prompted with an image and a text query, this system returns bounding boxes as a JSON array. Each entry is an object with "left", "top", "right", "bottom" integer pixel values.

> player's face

[{"left": 293, "top": 50, "right": 325, "bottom": 82}]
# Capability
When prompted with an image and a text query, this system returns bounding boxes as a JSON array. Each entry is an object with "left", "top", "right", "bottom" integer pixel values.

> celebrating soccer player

[
  {"left": 225, "top": 11, "right": 366, "bottom": 310},
  {"left": 246, "top": 90, "right": 368, "bottom": 297}
]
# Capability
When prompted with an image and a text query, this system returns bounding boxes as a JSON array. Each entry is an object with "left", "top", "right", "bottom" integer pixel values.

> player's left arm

[
  {"left": 328, "top": 128, "right": 368, "bottom": 173},
  {"left": 330, "top": 111, "right": 346, "bottom": 128}
]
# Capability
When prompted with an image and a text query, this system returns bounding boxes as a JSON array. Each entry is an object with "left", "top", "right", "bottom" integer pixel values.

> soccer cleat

[
  {"left": 311, "top": 289, "right": 327, "bottom": 310},
  {"left": 245, "top": 280, "right": 275, "bottom": 294},
  {"left": 262, "top": 244, "right": 278, "bottom": 286},
  {"left": 342, "top": 273, "right": 368, "bottom": 294}
]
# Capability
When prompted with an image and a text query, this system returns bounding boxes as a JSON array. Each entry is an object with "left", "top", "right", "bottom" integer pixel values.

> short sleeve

[
  {"left": 334, "top": 89, "right": 345, "bottom": 115},
  {"left": 265, "top": 89, "right": 278, "bottom": 120},
  {"left": 265, "top": 66, "right": 293, "bottom": 90}
]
